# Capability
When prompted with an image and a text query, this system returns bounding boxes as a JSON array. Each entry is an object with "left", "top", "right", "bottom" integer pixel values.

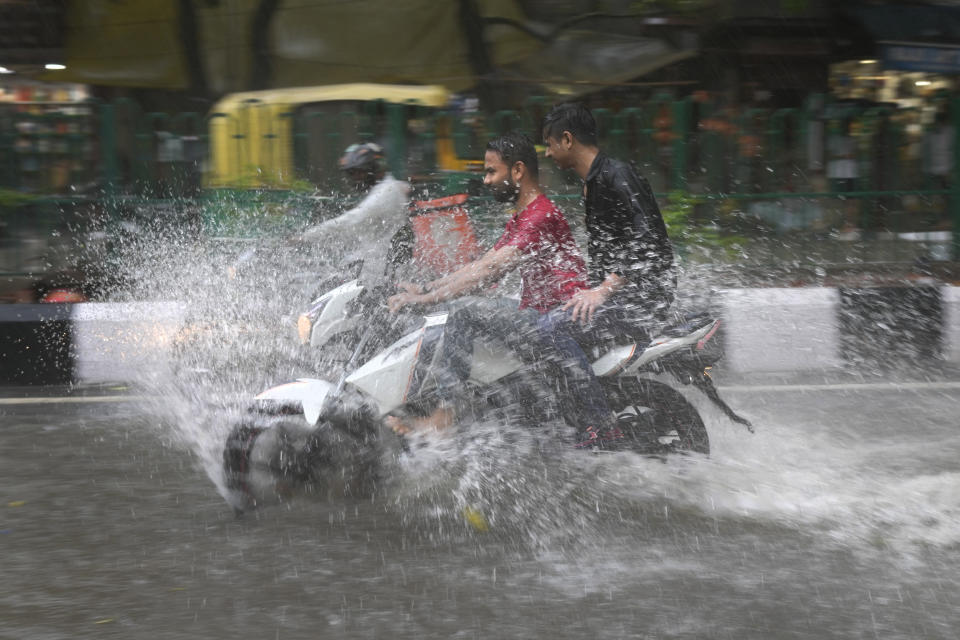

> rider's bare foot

[
  {"left": 385, "top": 406, "right": 455, "bottom": 435},
  {"left": 385, "top": 415, "right": 412, "bottom": 436}
]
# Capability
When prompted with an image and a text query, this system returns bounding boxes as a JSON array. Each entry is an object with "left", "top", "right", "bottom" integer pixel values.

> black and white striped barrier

[
  {"left": 720, "top": 285, "right": 956, "bottom": 372},
  {"left": 1, "top": 287, "right": 958, "bottom": 385},
  {"left": 1, "top": 303, "right": 185, "bottom": 385},
  {"left": 0, "top": 304, "right": 73, "bottom": 385}
]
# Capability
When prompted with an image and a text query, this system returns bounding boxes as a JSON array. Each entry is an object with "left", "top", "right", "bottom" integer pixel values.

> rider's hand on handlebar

[
  {"left": 395, "top": 281, "right": 423, "bottom": 296},
  {"left": 387, "top": 291, "right": 415, "bottom": 313},
  {"left": 388, "top": 289, "right": 424, "bottom": 314},
  {"left": 387, "top": 281, "right": 432, "bottom": 313}
]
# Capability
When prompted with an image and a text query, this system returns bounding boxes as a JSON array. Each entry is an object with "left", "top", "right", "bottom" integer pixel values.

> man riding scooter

[{"left": 386, "top": 130, "right": 598, "bottom": 435}]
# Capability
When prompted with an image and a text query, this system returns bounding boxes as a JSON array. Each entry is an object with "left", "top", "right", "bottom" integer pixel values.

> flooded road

[{"left": 4, "top": 379, "right": 960, "bottom": 639}]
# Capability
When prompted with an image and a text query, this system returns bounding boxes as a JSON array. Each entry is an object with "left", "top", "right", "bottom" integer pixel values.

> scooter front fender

[{"left": 254, "top": 378, "right": 337, "bottom": 426}]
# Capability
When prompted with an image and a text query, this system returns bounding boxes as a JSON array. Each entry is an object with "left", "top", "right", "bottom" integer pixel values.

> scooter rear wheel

[{"left": 601, "top": 378, "right": 710, "bottom": 455}]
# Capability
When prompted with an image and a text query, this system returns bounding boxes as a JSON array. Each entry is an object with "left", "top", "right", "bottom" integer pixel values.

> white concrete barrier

[
  {"left": 4, "top": 286, "right": 959, "bottom": 384},
  {"left": 719, "top": 288, "right": 842, "bottom": 373},
  {"left": 71, "top": 302, "right": 186, "bottom": 384},
  {"left": 943, "top": 286, "right": 960, "bottom": 364}
]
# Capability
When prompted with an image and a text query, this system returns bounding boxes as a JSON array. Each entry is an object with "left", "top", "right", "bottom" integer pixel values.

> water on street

[
  {"left": 4, "top": 375, "right": 960, "bottom": 639},
  {"left": 3, "top": 224, "right": 960, "bottom": 640}
]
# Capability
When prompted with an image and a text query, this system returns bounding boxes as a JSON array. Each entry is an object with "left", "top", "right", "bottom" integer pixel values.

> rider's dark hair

[
  {"left": 542, "top": 102, "right": 598, "bottom": 146},
  {"left": 486, "top": 131, "right": 539, "bottom": 178}
]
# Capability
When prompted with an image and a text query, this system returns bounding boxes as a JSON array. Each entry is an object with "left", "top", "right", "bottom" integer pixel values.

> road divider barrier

[
  {"left": 1, "top": 302, "right": 185, "bottom": 385},
  {"left": 1, "top": 288, "right": 957, "bottom": 384}
]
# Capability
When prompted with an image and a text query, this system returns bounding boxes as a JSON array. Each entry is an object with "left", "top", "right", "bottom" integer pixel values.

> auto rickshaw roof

[{"left": 210, "top": 83, "right": 451, "bottom": 114}]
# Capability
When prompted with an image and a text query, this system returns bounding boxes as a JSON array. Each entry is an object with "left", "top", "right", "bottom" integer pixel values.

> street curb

[
  {"left": 719, "top": 287, "right": 841, "bottom": 372},
  {"left": 71, "top": 302, "right": 187, "bottom": 385},
  {"left": 944, "top": 286, "right": 960, "bottom": 364}
]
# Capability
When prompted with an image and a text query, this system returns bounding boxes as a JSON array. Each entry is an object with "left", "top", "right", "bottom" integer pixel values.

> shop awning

[
  {"left": 42, "top": 0, "right": 543, "bottom": 93},
  {"left": 844, "top": 3, "right": 960, "bottom": 73},
  {"left": 505, "top": 30, "right": 697, "bottom": 96}
]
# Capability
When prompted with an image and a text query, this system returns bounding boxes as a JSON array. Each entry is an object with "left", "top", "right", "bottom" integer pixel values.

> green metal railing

[{"left": 1, "top": 94, "right": 959, "bottom": 257}]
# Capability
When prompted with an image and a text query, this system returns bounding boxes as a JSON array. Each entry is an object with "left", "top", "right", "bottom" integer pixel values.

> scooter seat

[
  {"left": 574, "top": 315, "right": 653, "bottom": 352},
  {"left": 659, "top": 312, "right": 714, "bottom": 338}
]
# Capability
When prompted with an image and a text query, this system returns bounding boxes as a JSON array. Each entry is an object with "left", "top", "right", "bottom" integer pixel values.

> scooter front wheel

[{"left": 222, "top": 414, "right": 309, "bottom": 513}]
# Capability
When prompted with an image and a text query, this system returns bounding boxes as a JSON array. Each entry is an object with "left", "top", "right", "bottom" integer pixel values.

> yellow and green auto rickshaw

[{"left": 205, "top": 83, "right": 483, "bottom": 191}]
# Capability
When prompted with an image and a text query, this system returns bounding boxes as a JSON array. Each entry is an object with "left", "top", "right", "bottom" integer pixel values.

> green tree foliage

[
  {"left": 0, "top": 188, "right": 35, "bottom": 209},
  {"left": 661, "top": 191, "right": 745, "bottom": 260}
]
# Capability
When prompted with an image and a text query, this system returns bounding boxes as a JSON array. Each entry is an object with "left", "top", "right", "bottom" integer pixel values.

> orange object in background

[
  {"left": 653, "top": 104, "right": 676, "bottom": 144},
  {"left": 737, "top": 133, "right": 763, "bottom": 158},
  {"left": 409, "top": 194, "right": 482, "bottom": 277},
  {"left": 40, "top": 288, "right": 87, "bottom": 303}
]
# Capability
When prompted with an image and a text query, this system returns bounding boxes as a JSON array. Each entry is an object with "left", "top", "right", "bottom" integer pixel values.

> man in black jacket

[
  {"left": 540, "top": 102, "right": 677, "bottom": 447},
  {"left": 542, "top": 102, "right": 676, "bottom": 323}
]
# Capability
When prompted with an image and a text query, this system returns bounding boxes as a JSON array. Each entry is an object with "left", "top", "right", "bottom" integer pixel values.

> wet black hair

[
  {"left": 542, "top": 102, "right": 598, "bottom": 146},
  {"left": 486, "top": 130, "right": 539, "bottom": 178}
]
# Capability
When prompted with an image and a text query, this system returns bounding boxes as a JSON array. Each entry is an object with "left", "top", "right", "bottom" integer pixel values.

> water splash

[{"left": 94, "top": 208, "right": 960, "bottom": 557}]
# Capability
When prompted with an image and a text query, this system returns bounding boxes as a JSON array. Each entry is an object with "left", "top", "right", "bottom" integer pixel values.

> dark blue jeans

[
  {"left": 432, "top": 297, "right": 632, "bottom": 433},
  {"left": 538, "top": 302, "right": 662, "bottom": 429},
  {"left": 536, "top": 309, "right": 608, "bottom": 431},
  {"left": 431, "top": 297, "right": 542, "bottom": 402}
]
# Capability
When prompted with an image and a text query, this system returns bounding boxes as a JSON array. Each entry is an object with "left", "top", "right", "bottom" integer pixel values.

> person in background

[
  {"left": 826, "top": 118, "right": 860, "bottom": 233},
  {"left": 299, "top": 142, "right": 481, "bottom": 284},
  {"left": 297, "top": 143, "right": 411, "bottom": 279}
]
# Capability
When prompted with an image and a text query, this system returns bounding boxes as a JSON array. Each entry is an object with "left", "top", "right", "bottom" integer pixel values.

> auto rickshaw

[{"left": 205, "top": 83, "right": 482, "bottom": 191}]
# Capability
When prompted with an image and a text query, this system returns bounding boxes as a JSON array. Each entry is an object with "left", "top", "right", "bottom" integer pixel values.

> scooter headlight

[
  {"left": 296, "top": 298, "right": 329, "bottom": 345},
  {"left": 297, "top": 313, "right": 313, "bottom": 344}
]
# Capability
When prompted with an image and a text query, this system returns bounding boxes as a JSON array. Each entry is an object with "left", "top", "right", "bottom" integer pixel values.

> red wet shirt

[{"left": 493, "top": 194, "right": 588, "bottom": 312}]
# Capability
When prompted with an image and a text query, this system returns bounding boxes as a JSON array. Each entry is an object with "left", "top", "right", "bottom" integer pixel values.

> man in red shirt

[
  {"left": 389, "top": 131, "right": 585, "bottom": 314},
  {"left": 494, "top": 190, "right": 587, "bottom": 312},
  {"left": 387, "top": 131, "right": 590, "bottom": 433}
]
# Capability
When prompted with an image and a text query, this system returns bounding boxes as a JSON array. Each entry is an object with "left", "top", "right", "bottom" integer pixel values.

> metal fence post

[
  {"left": 408, "top": 104, "right": 436, "bottom": 175},
  {"left": 952, "top": 96, "right": 960, "bottom": 261},
  {"left": 492, "top": 110, "right": 521, "bottom": 136},
  {"left": 0, "top": 109, "right": 18, "bottom": 189},
  {"left": 143, "top": 112, "right": 170, "bottom": 196},
  {"left": 768, "top": 108, "right": 798, "bottom": 192},
  {"left": 387, "top": 102, "right": 407, "bottom": 180},
  {"left": 99, "top": 103, "right": 118, "bottom": 217},
  {"left": 608, "top": 111, "right": 626, "bottom": 162},
  {"left": 696, "top": 99, "right": 725, "bottom": 194},
  {"left": 672, "top": 97, "right": 690, "bottom": 191},
  {"left": 325, "top": 112, "right": 347, "bottom": 185},
  {"left": 521, "top": 96, "right": 547, "bottom": 138}
]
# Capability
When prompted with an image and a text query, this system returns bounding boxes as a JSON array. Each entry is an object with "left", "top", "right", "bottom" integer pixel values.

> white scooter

[{"left": 222, "top": 279, "right": 752, "bottom": 511}]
